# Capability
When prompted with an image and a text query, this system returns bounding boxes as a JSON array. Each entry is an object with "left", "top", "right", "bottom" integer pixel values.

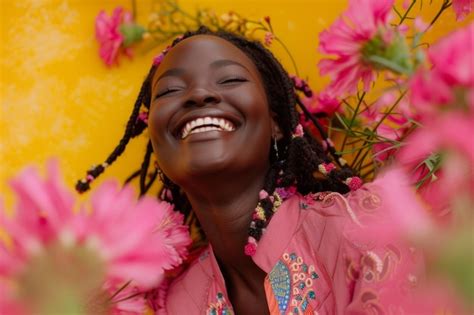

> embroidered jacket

[{"left": 155, "top": 183, "right": 421, "bottom": 314}]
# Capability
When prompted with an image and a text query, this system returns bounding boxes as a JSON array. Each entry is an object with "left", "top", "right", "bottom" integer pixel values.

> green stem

[
  {"left": 372, "top": 90, "right": 407, "bottom": 132},
  {"left": 399, "top": 0, "right": 417, "bottom": 25},
  {"left": 352, "top": 146, "right": 372, "bottom": 172},
  {"left": 274, "top": 37, "right": 299, "bottom": 76},
  {"left": 113, "top": 291, "right": 144, "bottom": 303},
  {"left": 336, "top": 143, "right": 374, "bottom": 155},
  {"left": 340, "top": 92, "right": 366, "bottom": 152},
  {"left": 426, "top": 0, "right": 452, "bottom": 32},
  {"left": 367, "top": 55, "right": 411, "bottom": 75},
  {"left": 349, "top": 90, "right": 407, "bottom": 169},
  {"left": 108, "top": 280, "right": 132, "bottom": 301},
  {"left": 131, "top": 0, "right": 137, "bottom": 20},
  {"left": 360, "top": 167, "right": 376, "bottom": 179}
]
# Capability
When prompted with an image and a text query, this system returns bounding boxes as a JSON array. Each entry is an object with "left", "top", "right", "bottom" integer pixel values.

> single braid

[
  {"left": 139, "top": 141, "right": 154, "bottom": 195},
  {"left": 75, "top": 67, "right": 155, "bottom": 193}
]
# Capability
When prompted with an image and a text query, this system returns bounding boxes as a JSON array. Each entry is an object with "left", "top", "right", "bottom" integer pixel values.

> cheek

[
  {"left": 227, "top": 86, "right": 270, "bottom": 119},
  {"left": 148, "top": 102, "right": 174, "bottom": 153},
  {"left": 149, "top": 99, "right": 175, "bottom": 133}
]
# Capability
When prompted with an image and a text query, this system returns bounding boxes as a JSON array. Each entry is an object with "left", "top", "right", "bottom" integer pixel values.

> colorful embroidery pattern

[
  {"left": 268, "top": 252, "right": 319, "bottom": 314},
  {"left": 268, "top": 260, "right": 292, "bottom": 312},
  {"left": 206, "top": 292, "right": 234, "bottom": 315}
]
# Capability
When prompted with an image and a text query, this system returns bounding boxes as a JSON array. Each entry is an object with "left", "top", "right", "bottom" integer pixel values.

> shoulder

[
  {"left": 158, "top": 247, "right": 213, "bottom": 314},
  {"left": 296, "top": 183, "right": 383, "bottom": 236}
]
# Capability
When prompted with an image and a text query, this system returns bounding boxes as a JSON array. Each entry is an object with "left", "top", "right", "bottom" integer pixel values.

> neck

[{"left": 182, "top": 168, "right": 268, "bottom": 291}]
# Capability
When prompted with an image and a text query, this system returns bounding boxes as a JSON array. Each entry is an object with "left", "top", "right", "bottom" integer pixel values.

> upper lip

[{"left": 172, "top": 110, "right": 242, "bottom": 138}]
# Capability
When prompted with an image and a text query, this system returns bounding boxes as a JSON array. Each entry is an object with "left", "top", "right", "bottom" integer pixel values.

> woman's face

[{"left": 149, "top": 35, "right": 276, "bottom": 186}]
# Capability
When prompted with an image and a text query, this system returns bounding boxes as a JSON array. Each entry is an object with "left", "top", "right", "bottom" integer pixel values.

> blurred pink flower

[
  {"left": 373, "top": 123, "right": 403, "bottom": 162},
  {"left": 398, "top": 112, "right": 474, "bottom": 214},
  {"left": 301, "top": 91, "right": 342, "bottom": 116},
  {"left": 452, "top": 0, "right": 473, "bottom": 21},
  {"left": 318, "top": 0, "right": 395, "bottom": 96},
  {"left": 0, "top": 161, "right": 191, "bottom": 314},
  {"left": 347, "top": 166, "right": 432, "bottom": 246},
  {"left": 382, "top": 282, "right": 466, "bottom": 314},
  {"left": 414, "top": 17, "right": 429, "bottom": 33},
  {"left": 362, "top": 91, "right": 415, "bottom": 125},
  {"left": 410, "top": 23, "right": 474, "bottom": 116},
  {"left": 95, "top": 7, "right": 133, "bottom": 66},
  {"left": 361, "top": 92, "right": 413, "bottom": 162}
]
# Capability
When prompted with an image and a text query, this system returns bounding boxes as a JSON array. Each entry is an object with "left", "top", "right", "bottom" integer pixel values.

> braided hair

[{"left": 77, "top": 26, "right": 356, "bottom": 243}]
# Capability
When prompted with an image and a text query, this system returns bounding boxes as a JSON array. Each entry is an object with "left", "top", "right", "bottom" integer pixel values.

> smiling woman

[{"left": 76, "top": 27, "right": 419, "bottom": 314}]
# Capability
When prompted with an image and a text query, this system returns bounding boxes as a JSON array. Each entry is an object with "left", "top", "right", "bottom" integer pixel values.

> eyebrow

[
  {"left": 153, "top": 59, "right": 250, "bottom": 88},
  {"left": 210, "top": 59, "right": 250, "bottom": 72}
]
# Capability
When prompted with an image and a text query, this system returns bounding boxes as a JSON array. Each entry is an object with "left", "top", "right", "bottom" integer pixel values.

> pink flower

[
  {"left": 410, "top": 23, "right": 474, "bottom": 117},
  {"left": 318, "top": 0, "right": 395, "bottom": 96},
  {"left": 301, "top": 91, "right": 342, "bottom": 116},
  {"left": 95, "top": 7, "right": 134, "bottom": 66},
  {"left": 345, "top": 176, "right": 363, "bottom": 191},
  {"left": 275, "top": 186, "right": 297, "bottom": 199},
  {"left": 452, "top": 0, "right": 473, "bottom": 21},
  {"left": 359, "top": 92, "right": 415, "bottom": 162},
  {"left": 258, "top": 189, "right": 269, "bottom": 199},
  {"left": 318, "top": 162, "right": 336, "bottom": 175},
  {"left": 348, "top": 167, "right": 433, "bottom": 245},
  {"left": 0, "top": 161, "right": 191, "bottom": 314},
  {"left": 264, "top": 32, "right": 274, "bottom": 46},
  {"left": 414, "top": 17, "right": 429, "bottom": 33},
  {"left": 372, "top": 123, "right": 403, "bottom": 162},
  {"left": 397, "top": 112, "right": 474, "bottom": 215},
  {"left": 244, "top": 237, "right": 257, "bottom": 256}
]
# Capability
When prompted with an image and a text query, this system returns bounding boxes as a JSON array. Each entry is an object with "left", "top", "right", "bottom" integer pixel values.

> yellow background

[{"left": 0, "top": 0, "right": 468, "bottom": 205}]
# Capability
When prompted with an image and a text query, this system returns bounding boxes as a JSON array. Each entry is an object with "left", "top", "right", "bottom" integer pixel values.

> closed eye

[
  {"left": 155, "top": 87, "right": 182, "bottom": 99},
  {"left": 219, "top": 77, "right": 248, "bottom": 84}
]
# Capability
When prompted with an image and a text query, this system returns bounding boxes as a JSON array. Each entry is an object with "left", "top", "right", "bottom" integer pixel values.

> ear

[{"left": 271, "top": 118, "right": 284, "bottom": 140}]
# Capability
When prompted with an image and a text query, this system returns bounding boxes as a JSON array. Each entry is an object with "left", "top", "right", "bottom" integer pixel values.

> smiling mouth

[{"left": 180, "top": 116, "right": 236, "bottom": 139}]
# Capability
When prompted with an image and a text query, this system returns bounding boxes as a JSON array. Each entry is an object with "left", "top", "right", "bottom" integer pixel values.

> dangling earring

[
  {"left": 273, "top": 137, "right": 279, "bottom": 161},
  {"left": 154, "top": 160, "right": 165, "bottom": 182}
]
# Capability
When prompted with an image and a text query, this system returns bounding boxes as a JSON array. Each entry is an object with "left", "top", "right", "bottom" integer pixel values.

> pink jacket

[{"left": 157, "top": 184, "right": 421, "bottom": 314}]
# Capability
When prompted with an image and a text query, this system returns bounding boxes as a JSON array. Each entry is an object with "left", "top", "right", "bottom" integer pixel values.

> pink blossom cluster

[
  {"left": 318, "top": 0, "right": 395, "bottom": 97},
  {"left": 95, "top": 7, "right": 134, "bottom": 66},
  {"left": 0, "top": 161, "right": 191, "bottom": 314},
  {"left": 452, "top": 0, "right": 473, "bottom": 21},
  {"left": 410, "top": 23, "right": 474, "bottom": 117}
]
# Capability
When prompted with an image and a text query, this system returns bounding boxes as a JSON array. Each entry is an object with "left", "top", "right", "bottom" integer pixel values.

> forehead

[{"left": 152, "top": 35, "right": 259, "bottom": 80}]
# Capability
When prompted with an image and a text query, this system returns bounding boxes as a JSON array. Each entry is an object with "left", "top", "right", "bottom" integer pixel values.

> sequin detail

[
  {"left": 206, "top": 292, "right": 233, "bottom": 315},
  {"left": 268, "top": 260, "right": 291, "bottom": 312},
  {"left": 268, "top": 252, "right": 319, "bottom": 314}
]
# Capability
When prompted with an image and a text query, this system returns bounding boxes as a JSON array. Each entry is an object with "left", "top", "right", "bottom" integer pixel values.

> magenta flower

[
  {"left": 301, "top": 90, "right": 342, "bottom": 116},
  {"left": 318, "top": 0, "right": 397, "bottom": 96},
  {"left": 264, "top": 32, "right": 274, "bottom": 46},
  {"left": 95, "top": 7, "right": 136, "bottom": 66},
  {"left": 410, "top": 23, "right": 474, "bottom": 117},
  {"left": 452, "top": 0, "right": 473, "bottom": 21},
  {"left": 398, "top": 112, "right": 474, "bottom": 214},
  {"left": 348, "top": 166, "right": 433, "bottom": 245},
  {"left": 0, "top": 161, "right": 191, "bottom": 314}
]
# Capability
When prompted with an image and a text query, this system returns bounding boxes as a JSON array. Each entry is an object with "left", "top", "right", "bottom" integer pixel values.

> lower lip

[{"left": 180, "top": 129, "right": 235, "bottom": 142}]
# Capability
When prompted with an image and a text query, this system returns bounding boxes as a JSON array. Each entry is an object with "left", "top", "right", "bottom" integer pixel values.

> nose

[{"left": 184, "top": 87, "right": 221, "bottom": 107}]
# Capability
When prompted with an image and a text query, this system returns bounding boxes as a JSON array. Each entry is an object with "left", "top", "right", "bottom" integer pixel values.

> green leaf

[{"left": 120, "top": 23, "right": 146, "bottom": 47}]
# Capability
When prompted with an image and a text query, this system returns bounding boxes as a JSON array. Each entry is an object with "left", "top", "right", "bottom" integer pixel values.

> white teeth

[{"left": 180, "top": 116, "right": 236, "bottom": 139}]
